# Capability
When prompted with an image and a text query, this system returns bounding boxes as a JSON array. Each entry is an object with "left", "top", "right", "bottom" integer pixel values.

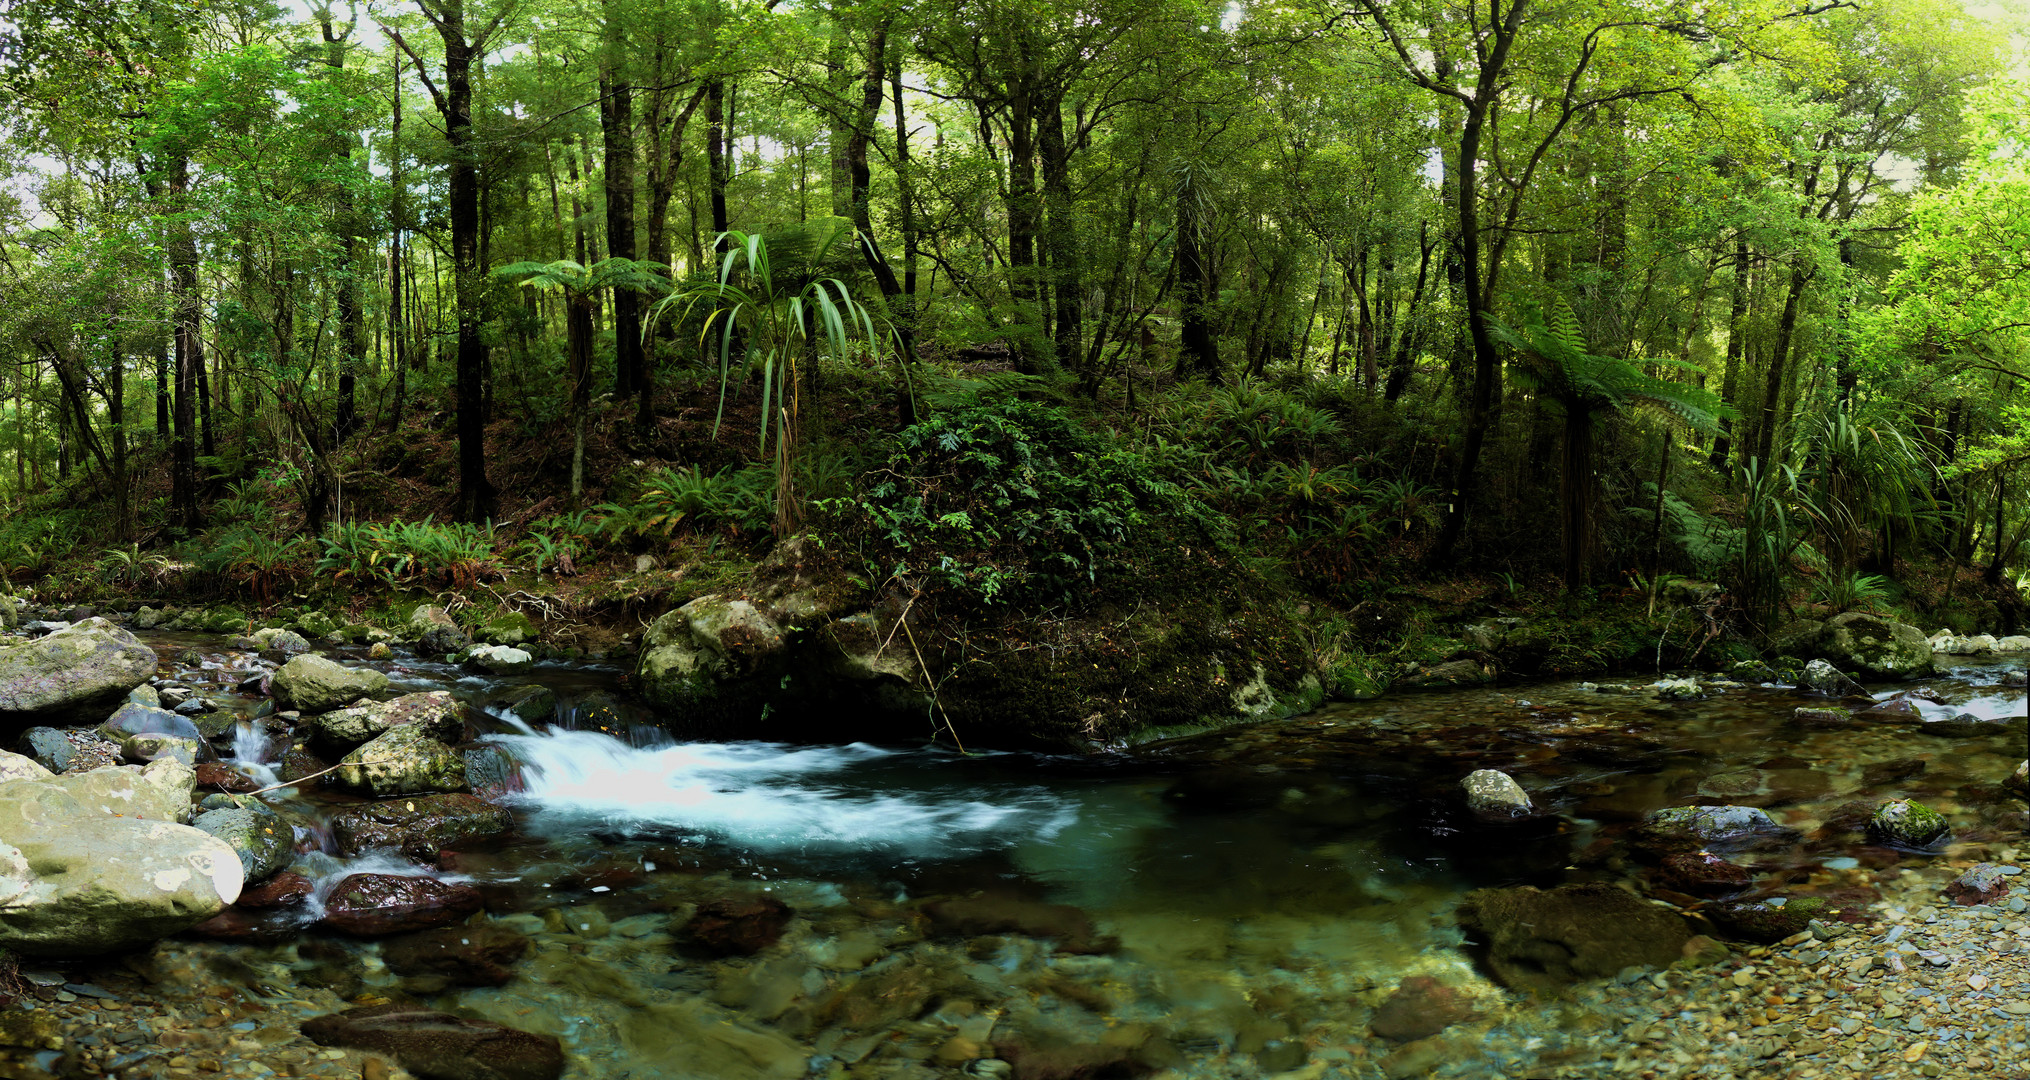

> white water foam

[{"left": 484, "top": 728, "right": 1078, "bottom": 858}]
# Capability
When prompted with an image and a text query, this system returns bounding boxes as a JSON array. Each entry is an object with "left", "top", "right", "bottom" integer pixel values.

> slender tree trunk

[
  {"left": 389, "top": 58, "right": 408, "bottom": 435},
  {"left": 1710, "top": 236, "right": 1749, "bottom": 472},
  {"left": 1753, "top": 263, "right": 1811, "bottom": 468},
  {"left": 1175, "top": 169, "right": 1218, "bottom": 379},
  {"left": 706, "top": 78, "right": 730, "bottom": 242},
  {"left": 168, "top": 153, "right": 202, "bottom": 530},
  {"left": 1037, "top": 91, "right": 1081, "bottom": 371},
  {"left": 321, "top": 12, "right": 365, "bottom": 447},
  {"left": 598, "top": 23, "right": 642, "bottom": 409},
  {"left": 892, "top": 50, "right": 916, "bottom": 301}
]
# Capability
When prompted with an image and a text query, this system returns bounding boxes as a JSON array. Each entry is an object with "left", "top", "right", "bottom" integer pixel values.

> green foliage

[
  {"left": 1814, "top": 571, "right": 1894, "bottom": 614},
  {"left": 1489, "top": 303, "right": 1725, "bottom": 434},
  {"left": 313, "top": 518, "right": 502, "bottom": 591},
  {"left": 596, "top": 464, "right": 775, "bottom": 543},
  {"left": 826, "top": 400, "right": 1215, "bottom": 607},
  {"left": 193, "top": 527, "right": 312, "bottom": 604}
]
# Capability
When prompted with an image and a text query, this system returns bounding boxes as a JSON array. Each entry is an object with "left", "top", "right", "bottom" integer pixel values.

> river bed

[{"left": 8, "top": 633, "right": 2028, "bottom": 1080}]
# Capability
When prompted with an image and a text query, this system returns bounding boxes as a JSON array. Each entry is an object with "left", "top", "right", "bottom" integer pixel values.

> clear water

[{"left": 142, "top": 632, "right": 2030, "bottom": 1078}]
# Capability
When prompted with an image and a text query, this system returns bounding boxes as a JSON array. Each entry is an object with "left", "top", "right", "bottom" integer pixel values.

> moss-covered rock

[
  {"left": 1867, "top": 798, "right": 1950, "bottom": 849},
  {"left": 1821, "top": 613, "right": 1933, "bottom": 680},
  {"left": 478, "top": 611, "right": 538, "bottom": 646},
  {"left": 1711, "top": 897, "right": 1830, "bottom": 944}
]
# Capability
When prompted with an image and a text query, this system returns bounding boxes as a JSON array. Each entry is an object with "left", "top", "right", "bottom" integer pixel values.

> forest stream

[{"left": 19, "top": 633, "right": 2030, "bottom": 1080}]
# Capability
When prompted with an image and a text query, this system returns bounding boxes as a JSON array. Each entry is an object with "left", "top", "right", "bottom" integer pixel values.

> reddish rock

[
  {"left": 681, "top": 896, "right": 793, "bottom": 956},
  {"left": 194, "top": 763, "right": 261, "bottom": 795},
  {"left": 1658, "top": 851, "right": 1753, "bottom": 897},
  {"left": 183, "top": 907, "right": 309, "bottom": 944},
  {"left": 321, "top": 874, "right": 483, "bottom": 937},
  {"left": 1369, "top": 975, "right": 1479, "bottom": 1042},
  {"left": 921, "top": 892, "right": 1114, "bottom": 955},
  {"left": 381, "top": 925, "right": 530, "bottom": 987},
  {"left": 330, "top": 793, "right": 514, "bottom": 861},
  {"left": 238, "top": 871, "right": 315, "bottom": 909},
  {"left": 301, "top": 1003, "right": 562, "bottom": 1080},
  {"left": 1944, "top": 864, "right": 2011, "bottom": 907},
  {"left": 993, "top": 1036, "right": 1156, "bottom": 1080}
]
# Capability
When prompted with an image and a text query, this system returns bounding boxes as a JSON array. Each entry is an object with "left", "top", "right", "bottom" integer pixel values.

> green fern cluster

[{"left": 314, "top": 517, "right": 501, "bottom": 590}]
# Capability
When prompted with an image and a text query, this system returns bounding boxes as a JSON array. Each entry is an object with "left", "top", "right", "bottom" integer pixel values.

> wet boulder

[
  {"left": 191, "top": 805, "right": 295, "bottom": 884},
  {"left": 2008, "top": 760, "right": 2028, "bottom": 798},
  {"left": 53, "top": 757, "right": 196, "bottom": 824},
  {"left": 330, "top": 793, "right": 514, "bottom": 860},
  {"left": 1657, "top": 851, "right": 1752, "bottom": 897},
  {"left": 1867, "top": 798, "right": 1950, "bottom": 849},
  {"left": 194, "top": 763, "right": 262, "bottom": 795},
  {"left": 1797, "top": 660, "right": 1866, "bottom": 697},
  {"left": 0, "top": 776, "right": 241, "bottom": 955},
  {"left": 303, "top": 1003, "right": 563, "bottom": 1080},
  {"left": 1710, "top": 897, "right": 1829, "bottom": 944},
  {"left": 408, "top": 605, "right": 471, "bottom": 657},
  {"left": 321, "top": 874, "right": 484, "bottom": 937},
  {"left": 1944, "top": 863, "right": 2010, "bottom": 906},
  {"left": 238, "top": 871, "right": 315, "bottom": 909},
  {"left": 682, "top": 895, "right": 794, "bottom": 956},
  {"left": 381, "top": 924, "right": 530, "bottom": 988},
  {"left": 310, "top": 691, "right": 464, "bottom": 755},
  {"left": 0, "top": 618, "right": 158, "bottom": 728},
  {"left": 634, "top": 596, "right": 788, "bottom": 714},
  {"left": 271, "top": 654, "right": 389, "bottom": 715},
  {"left": 334, "top": 725, "right": 467, "bottom": 798},
  {"left": 466, "top": 645, "right": 534, "bottom": 675},
  {"left": 478, "top": 611, "right": 538, "bottom": 647},
  {"left": 15, "top": 727, "right": 73, "bottom": 773},
  {"left": 1461, "top": 769, "right": 1532, "bottom": 820},
  {"left": 1820, "top": 613, "right": 1933, "bottom": 681},
  {"left": 487, "top": 685, "right": 557, "bottom": 727},
  {"left": 254, "top": 628, "right": 313, "bottom": 663},
  {"left": 1397, "top": 658, "right": 1496, "bottom": 691},
  {"left": 1455, "top": 883, "right": 1691, "bottom": 991},
  {"left": 102, "top": 702, "right": 204, "bottom": 743},
  {"left": 1635, "top": 805, "right": 1799, "bottom": 854}
]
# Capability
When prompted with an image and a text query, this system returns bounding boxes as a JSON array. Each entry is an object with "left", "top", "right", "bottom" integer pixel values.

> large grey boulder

[
  {"left": 1820, "top": 613, "right": 1933, "bottom": 681},
  {"left": 0, "top": 618, "right": 158, "bottom": 728},
  {"left": 334, "top": 725, "right": 467, "bottom": 798},
  {"left": 407, "top": 605, "right": 470, "bottom": 656},
  {"left": 272, "top": 654, "right": 389, "bottom": 715},
  {"left": 0, "top": 770, "right": 240, "bottom": 955},
  {"left": 309, "top": 691, "right": 465, "bottom": 755},
  {"left": 1797, "top": 659, "right": 1867, "bottom": 697},
  {"left": 634, "top": 596, "right": 788, "bottom": 712},
  {"left": 466, "top": 645, "right": 534, "bottom": 675}
]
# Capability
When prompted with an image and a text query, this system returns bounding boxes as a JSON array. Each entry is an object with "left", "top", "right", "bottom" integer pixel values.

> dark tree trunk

[
  {"left": 168, "top": 153, "right": 202, "bottom": 530},
  {"left": 706, "top": 78, "right": 730, "bottom": 241},
  {"left": 1037, "top": 92, "right": 1081, "bottom": 371},
  {"left": 322, "top": 13, "right": 364, "bottom": 446},
  {"left": 598, "top": 27, "right": 642, "bottom": 407},
  {"left": 1709, "top": 236, "right": 1749, "bottom": 473},
  {"left": 1753, "top": 263, "right": 1811, "bottom": 468},
  {"left": 1175, "top": 175, "right": 1218, "bottom": 379}
]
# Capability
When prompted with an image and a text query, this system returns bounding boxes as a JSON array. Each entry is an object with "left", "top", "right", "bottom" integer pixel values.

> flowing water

[{"left": 134, "top": 634, "right": 2030, "bottom": 1078}]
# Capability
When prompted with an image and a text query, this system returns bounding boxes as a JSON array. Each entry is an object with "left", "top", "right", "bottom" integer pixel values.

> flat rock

[
  {"left": 329, "top": 793, "right": 514, "bottom": 860},
  {"left": 301, "top": 1003, "right": 562, "bottom": 1080},
  {"left": 1456, "top": 883, "right": 1691, "bottom": 991},
  {"left": 320, "top": 874, "right": 484, "bottom": 937}
]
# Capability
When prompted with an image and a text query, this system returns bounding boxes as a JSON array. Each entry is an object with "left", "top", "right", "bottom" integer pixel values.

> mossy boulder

[
  {"left": 199, "top": 608, "right": 248, "bottom": 634},
  {"left": 1867, "top": 798, "right": 1950, "bottom": 849},
  {"left": 634, "top": 596, "right": 790, "bottom": 719},
  {"left": 406, "top": 605, "right": 470, "bottom": 656},
  {"left": 334, "top": 725, "right": 467, "bottom": 798},
  {"left": 1635, "top": 805, "right": 1800, "bottom": 854},
  {"left": 1820, "top": 613, "right": 1933, "bottom": 681},
  {"left": 292, "top": 611, "right": 341, "bottom": 640},
  {"left": 1456, "top": 883, "right": 1691, "bottom": 990},
  {"left": 478, "top": 611, "right": 538, "bottom": 647},
  {"left": 271, "top": 654, "right": 389, "bottom": 714},
  {"left": 191, "top": 804, "right": 295, "bottom": 884},
  {"left": 0, "top": 618, "right": 159, "bottom": 728}
]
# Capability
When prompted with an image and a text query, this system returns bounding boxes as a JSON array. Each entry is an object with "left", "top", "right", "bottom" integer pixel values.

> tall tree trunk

[
  {"left": 1753, "top": 263, "right": 1811, "bottom": 468},
  {"left": 1175, "top": 167, "right": 1218, "bottom": 379},
  {"left": 321, "top": 11, "right": 365, "bottom": 447},
  {"left": 168, "top": 153, "right": 202, "bottom": 531},
  {"left": 1037, "top": 91, "right": 1081, "bottom": 371},
  {"left": 706, "top": 77, "right": 731, "bottom": 242},
  {"left": 389, "top": 55, "right": 409, "bottom": 435},
  {"left": 598, "top": 19, "right": 643, "bottom": 410},
  {"left": 1709, "top": 236, "right": 1749, "bottom": 472},
  {"left": 1005, "top": 61, "right": 1044, "bottom": 367},
  {"left": 891, "top": 49, "right": 916, "bottom": 301}
]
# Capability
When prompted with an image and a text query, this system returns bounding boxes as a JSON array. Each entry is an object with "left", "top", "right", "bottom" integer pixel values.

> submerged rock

[
  {"left": 0, "top": 618, "right": 158, "bottom": 728},
  {"left": 1711, "top": 897, "right": 1829, "bottom": 944},
  {"left": 1456, "top": 883, "right": 1691, "bottom": 991},
  {"left": 382, "top": 925, "right": 531, "bottom": 988},
  {"left": 1369, "top": 975, "right": 1479, "bottom": 1042},
  {"left": 921, "top": 892, "right": 1113, "bottom": 954},
  {"left": 321, "top": 874, "right": 484, "bottom": 937},
  {"left": 301, "top": 1003, "right": 563, "bottom": 1080},
  {"left": 682, "top": 895, "right": 794, "bottom": 956},
  {"left": 271, "top": 654, "right": 389, "bottom": 715},
  {"left": 1636, "top": 805, "right": 1799, "bottom": 854},
  {"left": 1867, "top": 798, "right": 1950, "bottom": 849},
  {"left": 1657, "top": 851, "right": 1752, "bottom": 897}
]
